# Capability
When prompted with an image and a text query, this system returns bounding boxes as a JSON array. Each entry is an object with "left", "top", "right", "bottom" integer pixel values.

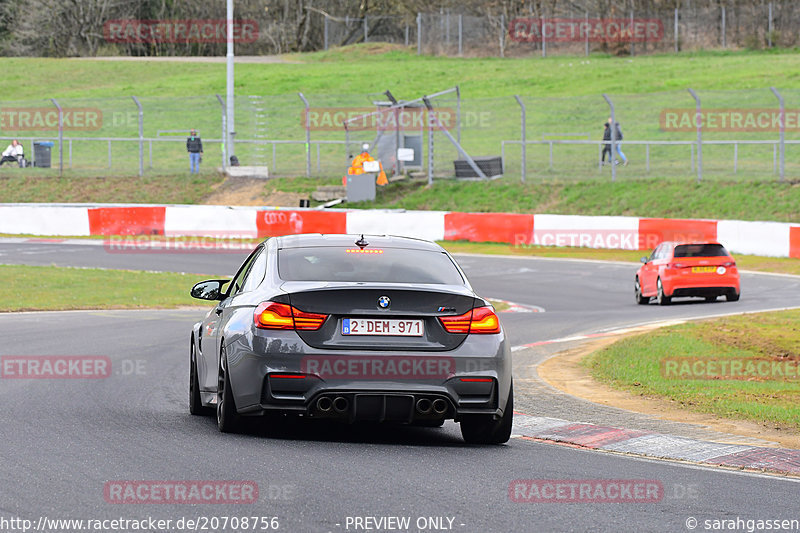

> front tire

[
  {"left": 189, "top": 340, "right": 210, "bottom": 416},
  {"left": 216, "top": 347, "right": 240, "bottom": 433},
  {"left": 656, "top": 278, "right": 671, "bottom": 306},
  {"left": 634, "top": 277, "right": 649, "bottom": 305},
  {"left": 460, "top": 384, "right": 513, "bottom": 445}
]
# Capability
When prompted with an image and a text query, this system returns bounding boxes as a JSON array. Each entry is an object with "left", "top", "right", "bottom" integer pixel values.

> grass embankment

[
  {"left": 2, "top": 265, "right": 202, "bottom": 311},
  {"left": 583, "top": 310, "right": 800, "bottom": 430}
]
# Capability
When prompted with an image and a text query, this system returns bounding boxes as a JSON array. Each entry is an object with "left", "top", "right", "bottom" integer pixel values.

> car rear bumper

[
  {"left": 225, "top": 330, "right": 511, "bottom": 422},
  {"left": 663, "top": 272, "right": 740, "bottom": 296}
]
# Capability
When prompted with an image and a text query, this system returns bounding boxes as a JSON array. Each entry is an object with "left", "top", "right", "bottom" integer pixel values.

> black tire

[
  {"left": 216, "top": 347, "right": 240, "bottom": 433},
  {"left": 656, "top": 278, "right": 671, "bottom": 306},
  {"left": 634, "top": 277, "right": 649, "bottom": 305},
  {"left": 189, "top": 339, "right": 211, "bottom": 416},
  {"left": 726, "top": 291, "right": 740, "bottom": 302},
  {"left": 460, "top": 384, "right": 513, "bottom": 445}
]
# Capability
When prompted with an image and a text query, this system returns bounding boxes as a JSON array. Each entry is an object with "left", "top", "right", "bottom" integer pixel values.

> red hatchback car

[{"left": 635, "top": 242, "right": 740, "bottom": 305}]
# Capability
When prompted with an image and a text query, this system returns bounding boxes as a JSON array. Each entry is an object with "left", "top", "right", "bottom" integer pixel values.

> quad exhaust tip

[
  {"left": 432, "top": 398, "right": 448, "bottom": 415},
  {"left": 316, "top": 396, "right": 333, "bottom": 412},
  {"left": 333, "top": 396, "right": 349, "bottom": 413},
  {"left": 416, "top": 398, "right": 433, "bottom": 415}
]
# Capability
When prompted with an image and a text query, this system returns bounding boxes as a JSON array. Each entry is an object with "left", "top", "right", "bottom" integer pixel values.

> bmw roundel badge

[{"left": 378, "top": 296, "right": 391, "bottom": 309}]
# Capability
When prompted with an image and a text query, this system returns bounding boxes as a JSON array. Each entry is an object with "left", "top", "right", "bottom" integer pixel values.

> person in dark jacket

[
  {"left": 601, "top": 122, "right": 612, "bottom": 164},
  {"left": 186, "top": 129, "right": 203, "bottom": 173}
]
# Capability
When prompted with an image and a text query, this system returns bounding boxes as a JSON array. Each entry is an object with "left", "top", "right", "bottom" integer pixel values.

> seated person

[{"left": 0, "top": 140, "right": 24, "bottom": 166}]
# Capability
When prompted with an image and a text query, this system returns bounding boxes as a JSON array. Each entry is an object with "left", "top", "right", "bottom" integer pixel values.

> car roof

[{"left": 274, "top": 233, "right": 445, "bottom": 252}]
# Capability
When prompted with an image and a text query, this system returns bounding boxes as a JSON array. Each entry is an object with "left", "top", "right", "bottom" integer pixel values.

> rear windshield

[
  {"left": 278, "top": 247, "right": 465, "bottom": 285},
  {"left": 673, "top": 244, "right": 730, "bottom": 258}
]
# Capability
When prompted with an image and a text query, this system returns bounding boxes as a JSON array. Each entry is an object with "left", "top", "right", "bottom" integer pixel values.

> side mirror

[
  {"left": 190, "top": 280, "right": 229, "bottom": 301},
  {"left": 640, "top": 256, "right": 649, "bottom": 264}
]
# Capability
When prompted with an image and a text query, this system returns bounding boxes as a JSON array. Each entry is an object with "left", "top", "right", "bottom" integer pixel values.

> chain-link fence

[
  {"left": 1, "top": 88, "right": 797, "bottom": 182},
  {"left": 320, "top": 2, "right": 800, "bottom": 57}
]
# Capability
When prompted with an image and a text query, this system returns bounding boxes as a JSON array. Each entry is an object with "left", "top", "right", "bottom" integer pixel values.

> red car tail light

[
  {"left": 723, "top": 261, "right": 736, "bottom": 267},
  {"left": 439, "top": 307, "right": 501, "bottom": 335},
  {"left": 254, "top": 302, "right": 327, "bottom": 331}
]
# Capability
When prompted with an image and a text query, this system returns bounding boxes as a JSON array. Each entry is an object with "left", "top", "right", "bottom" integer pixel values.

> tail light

[
  {"left": 439, "top": 307, "right": 501, "bottom": 335},
  {"left": 723, "top": 261, "right": 736, "bottom": 267},
  {"left": 667, "top": 263, "right": 685, "bottom": 269},
  {"left": 254, "top": 302, "right": 327, "bottom": 331}
]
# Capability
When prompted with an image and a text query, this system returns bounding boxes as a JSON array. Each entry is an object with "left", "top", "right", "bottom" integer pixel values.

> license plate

[
  {"left": 342, "top": 318, "right": 424, "bottom": 336},
  {"left": 691, "top": 266, "right": 717, "bottom": 273}
]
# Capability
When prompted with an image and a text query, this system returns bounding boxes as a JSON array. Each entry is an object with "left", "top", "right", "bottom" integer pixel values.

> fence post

[
  {"left": 771, "top": 86, "right": 785, "bottom": 181},
  {"left": 458, "top": 14, "right": 463, "bottom": 56},
  {"left": 131, "top": 96, "right": 144, "bottom": 176},
  {"left": 456, "top": 85, "right": 461, "bottom": 145},
  {"left": 216, "top": 94, "right": 227, "bottom": 170},
  {"left": 363, "top": 15, "right": 368, "bottom": 43},
  {"left": 721, "top": 6, "right": 726, "bottom": 48},
  {"left": 427, "top": 108, "right": 434, "bottom": 185},
  {"left": 404, "top": 24, "right": 409, "bottom": 47},
  {"left": 417, "top": 13, "right": 422, "bottom": 55},
  {"left": 768, "top": 3, "right": 773, "bottom": 48},
  {"left": 674, "top": 8, "right": 679, "bottom": 53},
  {"left": 602, "top": 94, "right": 616, "bottom": 182},
  {"left": 298, "top": 92, "right": 312, "bottom": 177},
  {"left": 585, "top": 11, "right": 589, "bottom": 56},
  {"left": 688, "top": 88, "right": 702, "bottom": 183},
  {"left": 630, "top": 10, "right": 634, "bottom": 56},
  {"left": 514, "top": 95, "right": 526, "bottom": 183},
  {"left": 324, "top": 15, "right": 329, "bottom": 50},
  {"left": 50, "top": 98, "right": 63, "bottom": 177},
  {"left": 542, "top": 16, "right": 546, "bottom": 58},
  {"left": 499, "top": 14, "right": 505, "bottom": 57}
]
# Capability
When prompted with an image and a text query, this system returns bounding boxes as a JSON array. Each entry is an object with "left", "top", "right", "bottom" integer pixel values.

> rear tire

[
  {"left": 726, "top": 291, "right": 740, "bottom": 302},
  {"left": 461, "top": 384, "right": 513, "bottom": 445},
  {"left": 189, "top": 340, "right": 211, "bottom": 416},
  {"left": 216, "top": 347, "right": 240, "bottom": 433},
  {"left": 656, "top": 278, "right": 671, "bottom": 306},
  {"left": 634, "top": 278, "right": 649, "bottom": 305}
]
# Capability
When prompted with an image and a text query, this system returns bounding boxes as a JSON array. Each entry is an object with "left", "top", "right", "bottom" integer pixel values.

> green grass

[
  {"left": 2, "top": 48, "right": 800, "bottom": 179},
  {"left": 3, "top": 47, "right": 799, "bottom": 100},
  {"left": 357, "top": 178, "right": 800, "bottom": 222},
  {"left": 0, "top": 173, "right": 223, "bottom": 204},
  {"left": 583, "top": 310, "right": 800, "bottom": 430},
  {"left": 441, "top": 241, "right": 800, "bottom": 276},
  {"left": 1, "top": 264, "right": 206, "bottom": 311}
]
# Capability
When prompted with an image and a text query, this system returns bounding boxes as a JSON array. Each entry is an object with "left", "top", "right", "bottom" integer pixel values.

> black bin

[{"left": 33, "top": 141, "right": 53, "bottom": 168}]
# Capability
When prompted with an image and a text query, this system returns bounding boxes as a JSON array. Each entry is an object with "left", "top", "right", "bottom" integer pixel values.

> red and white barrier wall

[{"left": 1, "top": 204, "right": 798, "bottom": 258}]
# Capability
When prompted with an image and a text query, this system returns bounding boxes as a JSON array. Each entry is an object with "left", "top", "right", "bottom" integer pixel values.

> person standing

[
  {"left": 601, "top": 122, "right": 612, "bottom": 164},
  {"left": 186, "top": 129, "right": 203, "bottom": 173},
  {"left": 611, "top": 119, "right": 628, "bottom": 166}
]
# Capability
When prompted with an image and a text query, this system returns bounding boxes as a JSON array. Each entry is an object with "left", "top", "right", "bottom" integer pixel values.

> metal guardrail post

[
  {"left": 688, "top": 88, "right": 702, "bottom": 182},
  {"left": 674, "top": 8, "right": 679, "bottom": 53},
  {"left": 324, "top": 16, "right": 329, "bottom": 50},
  {"left": 771, "top": 87, "right": 785, "bottom": 181},
  {"left": 458, "top": 15, "right": 463, "bottom": 56},
  {"left": 456, "top": 85, "right": 461, "bottom": 145},
  {"left": 514, "top": 95, "right": 526, "bottom": 183},
  {"left": 298, "top": 92, "right": 312, "bottom": 177},
  {"left": 131, "top": 96, "right": 144, "bottom": 176},
  {"left": 417, "top": 13, "right": 422, "bottom": 55},
  {"left": 423, "top": 96, "right": 487, "bottom": 180},
  {"left": 541, "top": 16, "right": 546, "bottom": 58},
  {"left": 50, "top": 98, "right": 63, "bottom": 176},
  {"left": 216, "top": 94, "right": 227, "bottom": 170},
  {"left": 602, "top": 94, "right": 616, "bottom": 182},
  {"left": 722, "top": 6, "right": 727, "bottom": 48}
]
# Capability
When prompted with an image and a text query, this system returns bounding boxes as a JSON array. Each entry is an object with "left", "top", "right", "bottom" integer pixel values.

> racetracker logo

[
  {"left": 302, "top": 107, "right": 462, "bottom": 132},
  {"left": 661, "top": 109, "right": 800, "bottom": 132},
  {"left": 0, "top": 107, "right": 102, "bottom": 131},
  {"left": 104, "top": 480, "right": 258, "bottom": 504},
  {"left": 103, "top": 233, "right": 258, "bottom": 254},
  {"left": 300, "top": 356, "right": 456, "bottom": 380},
  {"left": 662, "top": 358, "right": 800, "bottom": 381},
  {"left": 1, "top": 356, "right": 111, "bottom": 379},
  {"left": 509, "top": 18, "right": 663, "bottom": 43},
  {"left": 103, "top": 19, "right": 259, "bottom": 44},
  {"left": 509, "top": 479, "right": 663, "bottom": 503}
]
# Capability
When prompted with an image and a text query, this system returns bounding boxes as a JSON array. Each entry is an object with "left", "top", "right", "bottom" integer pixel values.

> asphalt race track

[{"left": 1, "top": 240, "right": 799, "bottom": 533}]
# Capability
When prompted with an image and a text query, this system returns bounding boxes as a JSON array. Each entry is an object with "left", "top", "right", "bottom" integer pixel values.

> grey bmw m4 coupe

[{"left": 189, "top": 234, "right": 513, "bottom": 444}]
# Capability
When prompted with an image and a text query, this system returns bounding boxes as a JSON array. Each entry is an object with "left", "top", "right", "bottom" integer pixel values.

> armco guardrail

[{"left": 0, "top": 204, "right": 797, "bottom": 259}]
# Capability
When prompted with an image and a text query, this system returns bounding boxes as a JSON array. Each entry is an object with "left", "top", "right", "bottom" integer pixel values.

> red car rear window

[{"left": 673, "top": 244, "right": 730, "bottom": 258}]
